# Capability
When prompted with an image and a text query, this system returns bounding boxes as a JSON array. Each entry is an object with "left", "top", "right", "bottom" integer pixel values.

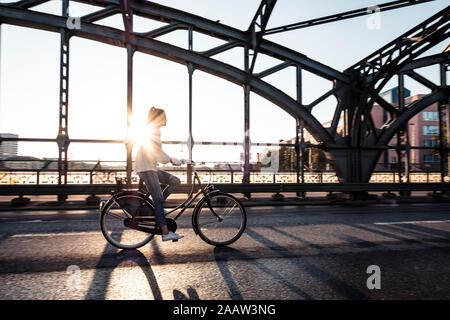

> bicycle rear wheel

[
  {"left": 193, "top": 193, "right": 246, "bottom": 246},
  {"left": 100, "top": 193, "right": 155, "bottom": 249}
]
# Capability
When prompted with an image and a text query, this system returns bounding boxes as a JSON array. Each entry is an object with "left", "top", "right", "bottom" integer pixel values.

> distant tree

[
  {"left": 310, "top": 148, "right": 327, "bottom": 171},
  {"left": 278, "top": 144, "right": 295, "bottom": 171}
]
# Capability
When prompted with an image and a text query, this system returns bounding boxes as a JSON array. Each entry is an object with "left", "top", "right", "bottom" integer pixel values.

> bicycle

[{"left": 99, "top": 160, "right": 247, "bottom": 249}]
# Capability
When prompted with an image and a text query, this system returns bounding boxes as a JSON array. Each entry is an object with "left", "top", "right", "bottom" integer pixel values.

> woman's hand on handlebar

[
  {"left": 170, "top": 158, "right": 182, "bottom": 166},
  {"left": 171, "top": 158, "right": 195, "bottom": 166},
  {"left": 181, "top": 159, "right": 195, "bottom": 166}
]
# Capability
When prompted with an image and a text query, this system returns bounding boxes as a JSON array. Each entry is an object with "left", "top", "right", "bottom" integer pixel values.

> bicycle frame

[
  {"left": 100, "top": 164, "right": 246, "bottom": 248},
  {"left": 141, "top": 166, "right": 221, "bottom": 222}
]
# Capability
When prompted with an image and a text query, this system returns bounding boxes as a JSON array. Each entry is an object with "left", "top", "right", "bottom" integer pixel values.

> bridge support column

[
  {"left": 440, "top": 62, "right": 449, "bottom": 186},
  {"left": 242, "top": 46, "right": 251, "bottom": 199},
  {"left": 330, "top": 147, "right": 381, "bottom": 183},
  {"left": 125, "top": 45, "right": 134, "bottom": 186},
  {"left": 447, "top": 97, "right": 450, "bottom": 189},
  {"left": 327, "top": 82, "right": 383, "bottom": 184},
  {"left": 438, "top": 99, "right": 447, "bottom": 183},
  {"left": 397, "top": 73, "right": 411, "bottom": 196},
  {"left": 447, "top": 89, "right": 450, "bottom": 187},
  {"left": 295, "top": 66, "right": 305, "bottom": 199},
  {"left": 57, "top": 0, "right": 70, "bottom": 202},
  {"left": 186, "top": 28, "right": 194, "bottom": 186},
  {"left": 120, "top": 0, "right": 134, "bottom": 186},
  {"left": 329, "top": 147, "right": 382, "bottom": 200}
]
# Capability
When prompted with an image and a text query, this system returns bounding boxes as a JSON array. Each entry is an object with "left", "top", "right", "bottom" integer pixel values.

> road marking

[
  {"left": 374, "top": 220, "right": 450, "bottom": 226},
  {"left": 11, "top": 231, "right": 100, "bottom": 238},
  {"left": 2, "top": 219, "right": 96, "bottom": 224}
]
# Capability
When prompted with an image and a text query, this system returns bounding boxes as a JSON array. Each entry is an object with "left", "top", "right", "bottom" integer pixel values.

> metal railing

[
  {"left": 0, "top": 159, "right": 449, "bottom": 197},
  {"left": 0, "top": 159, "right": 448, "bottom": 185}
]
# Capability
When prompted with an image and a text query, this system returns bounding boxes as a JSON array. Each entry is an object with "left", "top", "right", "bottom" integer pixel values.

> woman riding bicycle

[{"left": 135, "top": 106, "right": 184, "bottom": 242}]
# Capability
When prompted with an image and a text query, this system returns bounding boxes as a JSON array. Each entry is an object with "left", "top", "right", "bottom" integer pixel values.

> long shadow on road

[
  {"left": 398, "top": 223, "right": 450, "bottom": 239},
  {"left": 213, "top": 245, "right": 314, "bottom": 300},
  {"left": 350, "top": 223, "right": 450, "bottom": 248},
  {"left": 246, "top": 227, "right": 368, "bottom": 299}
]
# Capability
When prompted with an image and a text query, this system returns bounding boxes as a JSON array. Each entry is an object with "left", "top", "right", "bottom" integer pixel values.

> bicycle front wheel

[
  {"left": 100, "top": 193, "right": 155, "bottom": 249},
  {"left": 194, "top": 193, "right": 247, "bottom": 246}
]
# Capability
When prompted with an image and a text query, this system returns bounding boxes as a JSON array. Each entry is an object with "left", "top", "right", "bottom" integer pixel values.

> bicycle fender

[
  {"left": 192, "top": 197, "right": 204, "bottom": 235},
  {"left": 100, "top": 191, "right": 151, "bottom": 215}
]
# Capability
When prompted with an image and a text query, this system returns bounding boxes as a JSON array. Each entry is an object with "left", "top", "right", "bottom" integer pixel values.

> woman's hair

[{"left": 147, "top": 106, "right": 165, "bottom": 125}]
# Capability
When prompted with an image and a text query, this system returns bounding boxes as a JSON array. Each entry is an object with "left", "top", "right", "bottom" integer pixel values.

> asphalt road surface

[{"left": 1, "top": 203, "right": 450, "bottom": 300}]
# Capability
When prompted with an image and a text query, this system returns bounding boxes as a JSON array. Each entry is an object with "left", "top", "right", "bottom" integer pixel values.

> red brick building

[{"left": 371, "top": 87, "right": 440, "bottom": 166}]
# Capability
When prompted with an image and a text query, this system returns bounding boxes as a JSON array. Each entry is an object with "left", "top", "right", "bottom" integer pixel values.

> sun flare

[{"left": 128, "top": 121, "right": 153, "bottom": 147}]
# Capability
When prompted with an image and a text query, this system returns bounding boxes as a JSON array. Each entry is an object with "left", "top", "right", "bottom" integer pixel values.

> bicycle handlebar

[{"left": 179, "top": 159, "right": 206, "bottom": 166}]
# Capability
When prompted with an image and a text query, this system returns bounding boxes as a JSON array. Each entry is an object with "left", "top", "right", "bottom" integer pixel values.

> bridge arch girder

[
  {"left": 71, "top": 0, "right": 351, "bottom": 83},
  {"left": 345, "top": 6, "right": 449, "bottom": 148},
  {"left": 1, "top": 1, "right": 448, "bottom": 184},
  {"left": 0, "top": 4, "right": 335, "bottom": 144}
]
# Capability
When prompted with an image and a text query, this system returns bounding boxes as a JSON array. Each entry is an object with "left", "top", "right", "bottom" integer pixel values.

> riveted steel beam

[
  {"left": 307, "top": 88, "right": 337, "bottom": 112},
  {"left": 264, "top": 0, "right": 435, "bottom": 35},
  {"left": 374, "top": 95, "right": 400, "bottom": 117},
  {"left": 200, "top": 40, "right": 240, "bottom": 57},
  {"left": 405, "top": 70, "right": 439, "bottom": 90},
  {"left": 398, "top": 51, "right": 449, "bottom": 73},
  {"left": 137, "top": 22, "right": 186, "bottom": 39},
  {"left": 255, "top": 61, "right": 292, "bottom": 78},
  {"left": 10, "top": 0, "right": 49, "bottom": 9},
  {"left": 247, "top": 0, "right": 277, "bottom": 74},
  {"left": 56, "top": 0, "right": 70, "bottom": 201},
  {"left": 0, "top": 6, "right": 334, "bottom": 145},
  {"left": 346, "top": 6, "right": 449, "bottom": 155},
  {"left": 1, "top": 0, "right": 446, "bottom": 185},
  {"left": 81, "top": 6, "right": 120, "bottom": 23},
  {"left": 349, "top": 6, "right": 449, "bottom": 81},
  {"left": 64, "top": 0, "right": 350, "bottom": 83}
]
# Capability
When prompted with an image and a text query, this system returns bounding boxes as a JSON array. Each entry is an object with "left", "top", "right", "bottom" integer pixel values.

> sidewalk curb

[{"left": 1, "top": 196, "right": 450, "bottom": 211}]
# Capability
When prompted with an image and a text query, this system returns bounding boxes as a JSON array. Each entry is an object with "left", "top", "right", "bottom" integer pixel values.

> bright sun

[{"left": 128, "top": 120, "right": 151, "bottom": 147}]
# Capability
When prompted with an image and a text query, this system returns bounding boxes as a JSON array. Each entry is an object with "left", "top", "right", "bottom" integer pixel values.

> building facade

[
  {"left": 0, "top": 133, "right": 19, "bottom": 159},
  {"left": 371, "top": 88, "right": 441, "bottom": 167}
]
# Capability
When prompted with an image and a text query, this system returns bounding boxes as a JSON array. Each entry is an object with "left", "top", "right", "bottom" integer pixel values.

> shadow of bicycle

[{"left": 85, "top": 247, "right": 162, "bottom": 300}]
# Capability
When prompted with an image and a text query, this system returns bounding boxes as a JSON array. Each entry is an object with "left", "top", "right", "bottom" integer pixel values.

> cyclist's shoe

[{"left": 162, "top": 231, "right": 184, "bottom": 242}]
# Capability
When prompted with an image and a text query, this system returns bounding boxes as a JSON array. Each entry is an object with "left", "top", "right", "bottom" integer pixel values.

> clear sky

[{"left": 0, "top": 0, "right": 448, "bottom": 163}]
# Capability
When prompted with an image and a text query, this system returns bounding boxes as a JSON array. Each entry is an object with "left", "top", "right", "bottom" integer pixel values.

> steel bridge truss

[{"left": 0, "top": 0, "right": 449, "bottom": 198}]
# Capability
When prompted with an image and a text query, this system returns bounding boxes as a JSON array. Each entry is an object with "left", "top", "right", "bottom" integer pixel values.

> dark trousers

[{"left": 138, "top": 170, "right": 181, "bottom": 227}]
